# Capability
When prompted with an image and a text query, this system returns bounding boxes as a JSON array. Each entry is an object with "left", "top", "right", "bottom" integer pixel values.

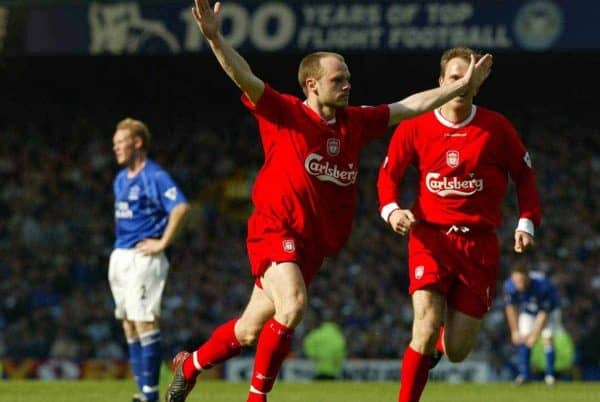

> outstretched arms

[
  {"left": 387, "top": 54, "right": 493, "bottom": 126},
  {"left": 192, "top": 0, "right": 265, "bottom": 104}
]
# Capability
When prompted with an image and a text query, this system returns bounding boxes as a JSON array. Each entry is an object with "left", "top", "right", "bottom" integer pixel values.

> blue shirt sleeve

[
  {"left": 503, "top": 279, "right": 518, "bottom": 306},
  {"left": 154, "top": 170, "right": 187, "bottom": 213}
]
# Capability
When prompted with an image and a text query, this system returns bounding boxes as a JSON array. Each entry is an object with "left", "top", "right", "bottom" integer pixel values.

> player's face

[
  {"left": 112, "top": 129, "right": 138, "bottom": 166},
  {"left": 511, "top": 272, "right": 530, "bottom": 292},
  {"left": 314, "top": 57, "right": 351, "bottom": 108},
  {"left": 439, "top": 57, "right": 476, "bottom": 106}
]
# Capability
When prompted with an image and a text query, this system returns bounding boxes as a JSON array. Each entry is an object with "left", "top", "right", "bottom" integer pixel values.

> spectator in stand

[{"left": 303, "top": 310, "right": 347, "bottom": 380}]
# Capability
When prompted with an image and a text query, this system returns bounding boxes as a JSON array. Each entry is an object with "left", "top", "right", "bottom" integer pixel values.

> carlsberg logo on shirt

[
  {"left": 425, "top": 172, "right": 484, "bottom": 197},
  {"left": 304, "top": 153, "right": 358, "bottom": 187}
]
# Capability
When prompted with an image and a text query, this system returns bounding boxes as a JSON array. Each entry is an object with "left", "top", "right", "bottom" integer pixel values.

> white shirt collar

[{"left": 434, "top": 105, "right": 477, "bottom": 128}]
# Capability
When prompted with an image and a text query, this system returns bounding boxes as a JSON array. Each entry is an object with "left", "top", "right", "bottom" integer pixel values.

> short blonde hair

[
  {"left": 298, "top": 51, "right": 345, "bottom": 96},
  {"left": 439, "top": 47, "right": 481, "bottom": 78},
  {"left": 116, "top": 117, "right": 151, "bottom": 151},
  {"left": 510, "top": 261, "right": 530, "bottom": 275}
]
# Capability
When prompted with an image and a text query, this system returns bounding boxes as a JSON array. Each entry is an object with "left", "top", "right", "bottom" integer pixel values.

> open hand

[
  {"left": 192, "top": 0, "right": 222, "bottom": 41},
  {"left": 463, "top": 53, "right": 493, "bottom": 91},
  {"left": 136, "top": 238, "right": 165, "bottom": 256}
]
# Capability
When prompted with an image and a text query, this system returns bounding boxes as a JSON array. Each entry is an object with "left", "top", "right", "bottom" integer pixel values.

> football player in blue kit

[
  {"left": 503, "top": 263, "right": 562, "bottom": 385},
  {"left": 109, "top": 118, "right": 191, "bottom": 402}
]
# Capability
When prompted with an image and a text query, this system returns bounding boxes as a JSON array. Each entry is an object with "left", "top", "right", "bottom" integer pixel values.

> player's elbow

[
  {"left": 181, "top": 202, "right": 192, "bottom": 213},
  {"left": 175, "top": 202, "right": 192, "bottom": 218}
]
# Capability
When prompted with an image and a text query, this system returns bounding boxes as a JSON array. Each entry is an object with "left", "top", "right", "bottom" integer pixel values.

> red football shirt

[
  {"left": 242, "top": 85, "right": 390, "bottom": 256},
  {"left": 377, "top": 106, "right": 541, "bottom": 229}
]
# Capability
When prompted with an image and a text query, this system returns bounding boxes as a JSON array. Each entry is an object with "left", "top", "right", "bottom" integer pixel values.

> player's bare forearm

[
  {"left": 530, "top": 311, "right": 549, "bottom": 340},
  {"left": 505, "top": 305, "right": 519, "bottom": 335},
  {"left": 160, "top": 202, "right": 191, "bottom": 248},
  {"left": 192, "top": 0, "right": 264, "bottom": 103},
  {"left": 388, "top": 80, "right": 469, "bottom": 126},
  {"left": 207, "top": 34, "right": 265, "bottom": 103},
  {"left": 387, "top": 53, "right": 492, "bottom": 125}
]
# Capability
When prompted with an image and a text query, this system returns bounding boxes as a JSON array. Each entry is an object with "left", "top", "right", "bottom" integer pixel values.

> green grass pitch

[{"left": 2, "top": 380, "right": 599, "bottom": 402}]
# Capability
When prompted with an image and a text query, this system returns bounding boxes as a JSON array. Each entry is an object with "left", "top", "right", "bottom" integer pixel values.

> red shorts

[
  {"left": 247, "top": 211, "right": 324, "bottom": 287},
  {"left": 407, "top": 223, "right": 499, "bottom": 319}
]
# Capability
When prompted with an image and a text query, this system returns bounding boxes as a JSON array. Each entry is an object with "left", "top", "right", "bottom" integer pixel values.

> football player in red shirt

[
  {"left": 165, "top": 3, "right": 492, "bottom": 401},
  {"left": 377, "top": 47, "right": 541, "bottom": 402}
]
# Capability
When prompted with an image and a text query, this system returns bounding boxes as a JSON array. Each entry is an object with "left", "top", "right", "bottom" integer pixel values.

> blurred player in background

[
  {"left": 164, "top": 2, "right": 491, "bottom": 402},
  {"left": 504, "top": 263, "right": 562, "bottom": 385},
  {"left": 109, "top": 118, "right": 190, "bottom": 402},
  {"left": 303, "top": 310, "right": 347, "bottom": 380},
  {"left": 377, "top": 46, "right": 541, "bottom": 402}
]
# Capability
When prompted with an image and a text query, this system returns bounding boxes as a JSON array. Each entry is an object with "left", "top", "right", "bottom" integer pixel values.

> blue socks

[
  {"left": 517, "top": 344, "right": 531, "bottom": 379},
  {"left": 140, "top": 329, "right": 162, "bottom": 402},
  {"left": 127, "top": 338, "right": 144, "bottom": 392},
  {"left": 544, "top": 343, "right": 555, "bottom": 377}
]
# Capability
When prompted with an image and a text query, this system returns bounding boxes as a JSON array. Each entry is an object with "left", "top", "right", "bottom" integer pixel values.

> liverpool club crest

[
  {"left": 446, "top": 150, "right": 459, "bottom": 168},
  {"left": 327, "top": 138, "right": 340, "bottom": 156},
  {"left": 282, "top": 239, "right": 295, "bottom": 253}
]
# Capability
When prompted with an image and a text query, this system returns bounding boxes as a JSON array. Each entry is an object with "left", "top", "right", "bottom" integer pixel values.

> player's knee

[
  {"left": 446, "top": 348, "right": 470, "bottom": 363},
  {"left": 411, "top": 321, "right": 440, "bottom": 352},
  {"left": 122, "top": 320, "right": 137, "bottom": 338},
  {"left": 235, "top": 322, "right": 262, "bottom": 346},
  {"left": 276, "top": 295, "right": 307, "bottom": 328},
  {"left": 541, "top": 328, "right": 553, "bottom": 342},
  {"left": 136, "top": 320, "right": 158, "bottom": 334},
  {"left": 445, "top": 340, "right": 473, "bottom": 362},
  {"left": 238, "top": 331, "right": 260, "bottom": 346}
]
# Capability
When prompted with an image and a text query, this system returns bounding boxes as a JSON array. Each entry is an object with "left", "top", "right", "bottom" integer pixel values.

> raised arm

[
  {"left": 387, "top": 53, "right": 493, "bottom": 126},
  {"left": 192, "top": 0, "right": 265, "bottom": 104}
]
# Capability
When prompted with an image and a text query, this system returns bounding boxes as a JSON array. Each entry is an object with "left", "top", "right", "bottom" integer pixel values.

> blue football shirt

[
  {"left": 503, "top": 272, "right": 559, "bottom": 316},
  {"left": 113, "top": 159, "right": 187, "bottom": 248}
]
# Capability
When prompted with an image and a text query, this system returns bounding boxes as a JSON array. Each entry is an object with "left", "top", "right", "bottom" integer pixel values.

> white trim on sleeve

[
  {"left": 381, "top": 202, "right": 401, "bottom": 223},
  {"left": 516, "top": 218, "right": 535, "bottom": 236}
]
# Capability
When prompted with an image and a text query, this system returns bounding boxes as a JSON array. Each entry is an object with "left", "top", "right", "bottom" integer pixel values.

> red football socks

[
  {"left": 398, "top": 346, "right": 431, "bottom": 402},
  {"left": 247, "top": 391, "right": 268, "bottom": 402},
  {"left": 249, "top": 318, "right": 293, "bottom": 395},
  {"left": 435, "top": 326, "right": 445, "bottom": 354},
  {"left": 183, "top": 318, "right": 242, "bottom": 380}
]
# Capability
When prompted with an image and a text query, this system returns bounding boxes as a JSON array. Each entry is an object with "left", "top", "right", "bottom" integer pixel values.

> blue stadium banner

[{"left": 1, "top": 0, "right": 598, "bottom": 55}]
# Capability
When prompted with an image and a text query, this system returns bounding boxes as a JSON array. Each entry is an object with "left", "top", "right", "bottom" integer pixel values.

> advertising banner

[{"left": 1, "top": 2, "right": 598, "bottom": 55}]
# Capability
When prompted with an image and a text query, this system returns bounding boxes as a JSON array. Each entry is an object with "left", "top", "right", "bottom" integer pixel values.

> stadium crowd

[{"left": 1, "top": 91, "right": 598, "bottom": 380}]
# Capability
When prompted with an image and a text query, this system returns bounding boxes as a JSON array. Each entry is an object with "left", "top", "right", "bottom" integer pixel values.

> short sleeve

[
  {"left": 155, "top": 171, "right": 187, "bottom": 213},
  {"left": 241, "top": 84, "right": 289, "bottom": 125},
  {"left": 354, "top": 104, "right": 390, "bottom": 145},
  {"left": 503, "top": 280, "right": 518, "bottom": 306}
]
